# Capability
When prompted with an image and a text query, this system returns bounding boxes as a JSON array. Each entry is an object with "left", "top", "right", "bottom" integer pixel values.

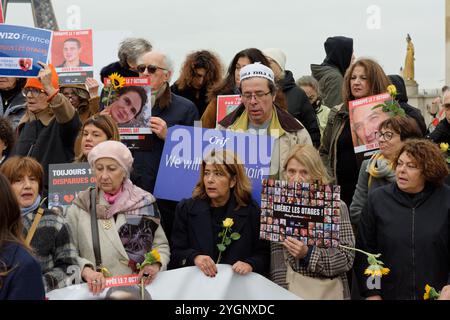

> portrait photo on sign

[{"left": 52, "top": 30, "right": 93, "bottom": 69}]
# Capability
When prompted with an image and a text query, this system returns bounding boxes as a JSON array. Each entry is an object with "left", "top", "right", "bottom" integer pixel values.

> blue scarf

[{"left": 21, "top": 195, "right": 41, "bottom": 216}]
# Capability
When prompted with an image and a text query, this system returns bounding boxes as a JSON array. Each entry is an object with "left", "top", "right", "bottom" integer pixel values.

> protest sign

[
  {"left": 0, "top": 3, "right": 4, "bottom": 24},
  {"left": 48, "top": 163, "right": 95, "bottom": 214},
  {"left": 216, "top": 94, "right": 241, "bottom": 125},
  {"left": 260, "top": 179, "right": 341, "bottom": 248},
  {"left": 0, "top": 24, "right": 52, "bottom": 77},
  {"left": 348, "top": 93, "right": 391, "bottom": 153},
  {"left": 51, "top": 29, "right": 94, "bottom": 84},
  {"left": 153, "top": 125, "right": 274, "bottom": 203}
]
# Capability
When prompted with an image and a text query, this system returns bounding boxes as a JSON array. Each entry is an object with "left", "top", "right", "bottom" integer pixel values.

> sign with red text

[
  {"left": 216, "top": 95, "right": 241, "bottom": 125},
  {"left": 51, "top": 29, "right": 93, "bottom": 84},
  {"left": 105, "top": 275, "right": 140, "bottom": 288}
]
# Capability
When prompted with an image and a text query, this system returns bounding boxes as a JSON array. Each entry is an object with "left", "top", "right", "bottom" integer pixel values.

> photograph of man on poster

[{"left": 57, "top": 38, "right": 91, "bottom": 68}]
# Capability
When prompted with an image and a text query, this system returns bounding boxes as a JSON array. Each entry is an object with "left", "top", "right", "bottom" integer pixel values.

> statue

[{"left": 404, "top": 34, "right": 415, "bottom": 81}]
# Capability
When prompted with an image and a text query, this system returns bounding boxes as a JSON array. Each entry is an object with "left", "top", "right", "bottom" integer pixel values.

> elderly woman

[
  {"left": 350, "top": 116, "right": 422, "bottom": 225},
  {"left": 66, "top": 141, "right": 170, "bottom": 295},
  {"left": 171, "top": 149, "right": 269, "bottom": 277},
  {"left": 271, "top": 144, "right": 355, "bottom": 300},
  {"left": 355, "top": 139, "right": 450, "bottom": 300},
  {"left": 74, "top": 114, "right": 120, "bottom": 163},
  {"left": 0, "top": 173, "right": 45, "bottom": 300},
  {"left": 0, "top": 156, "right": 79, "bottom": 292}
]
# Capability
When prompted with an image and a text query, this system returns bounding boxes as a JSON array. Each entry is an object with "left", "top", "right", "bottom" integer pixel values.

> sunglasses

[{"left": 136, "top": 64, "right": 168, "bottom": 74}]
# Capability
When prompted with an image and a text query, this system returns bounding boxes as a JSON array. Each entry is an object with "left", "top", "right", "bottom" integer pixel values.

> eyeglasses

[
  {"left": 376, "top": 131, "right": 394, "bottom": 141},
  {"left": 136, "top": 64, "right": 168, "bottom": 74},
  {"left": 22, "top": 88, "right": 46, "bottom": 97},
  {"left": 241, "top": 91, "right": 271, "bottom": 101}
]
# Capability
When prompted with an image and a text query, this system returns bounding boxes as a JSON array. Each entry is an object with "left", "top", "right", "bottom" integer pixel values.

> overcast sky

[{"left": 4, "top": 0, "right": 445, "bottom": 90}]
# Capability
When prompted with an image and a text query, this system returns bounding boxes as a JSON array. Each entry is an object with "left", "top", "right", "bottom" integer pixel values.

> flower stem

[
  {"left": 216, "top": 227, "right": 230, "bottom": 264},
  {"left": 339, "top": 244, "right": 373, "bottom": 257},
  {"left": 106, "top": 88, "right": 112, "bottom": 107},
  {"left": 140, "top": 278, "right": 144, "bottom": 300}
]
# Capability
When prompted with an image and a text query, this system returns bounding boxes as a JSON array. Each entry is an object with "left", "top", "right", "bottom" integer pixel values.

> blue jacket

[{"left": 0, "top": 243, "right": 45, "bottom": 300}]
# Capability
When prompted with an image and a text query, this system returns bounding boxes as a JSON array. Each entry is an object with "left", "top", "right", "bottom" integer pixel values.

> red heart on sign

[
  {"left": 19, "top": 58, "right": 32, "bottom": 71},
  {"left": 63, "top": 194, "right": 75, "bottom": 203}
]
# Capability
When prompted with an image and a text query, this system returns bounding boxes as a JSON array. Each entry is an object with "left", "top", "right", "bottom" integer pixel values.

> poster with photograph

[
  {"left": 348, "top": 93, "right": 391, "bottom": 153},
  {"left": 51, "top": 29, "right": 93, "bottom": 84},
  {"left": 216, "top": 94, "right": 241, "bottom": 125},
  {"left": 259, "top": 179, "right": 341, "bottom": 248},
  {"left": 102, "top": 77, "right": 152, "bottom": 150},
  {"left": 48, "top": 163, "right": 96, "bottom": 216},
  {"left": 0, "top": 24, "right": 52, "bottom": 77}
]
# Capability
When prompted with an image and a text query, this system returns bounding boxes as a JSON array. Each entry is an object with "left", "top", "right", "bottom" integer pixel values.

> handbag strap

[
  {"left": 25, "top": 207, "right": 45, "bottom": 246},
  {"left": 90, "top": 187, "right": 102, "bottom": 271}
]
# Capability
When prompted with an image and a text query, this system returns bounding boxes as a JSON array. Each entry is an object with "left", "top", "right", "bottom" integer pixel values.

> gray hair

[
  {"left": 296, "top": 75, "right": 321, "bottom": 96},
  {"left": 118, "top": 38, "right": 152, "bottom": 67},
  {"left": 161, "top": 53, "right": 174, "bottom": 81}
]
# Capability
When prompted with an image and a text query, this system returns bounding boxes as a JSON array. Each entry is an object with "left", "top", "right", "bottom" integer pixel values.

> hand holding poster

[
  {"left": 348, "top": 93, "right": 391, "bottom": 153},
  {"left": 0, "top": 24, "right": 52, "bottom": 77},
  {"left": 52, "top": 29, "right": 94, "bottom": 84},
  {"left": 216, "top": 95, "right": 241, "bottom": 125},
  {"left": 260, "top": 179, "right": 341, "bottom": 248}
]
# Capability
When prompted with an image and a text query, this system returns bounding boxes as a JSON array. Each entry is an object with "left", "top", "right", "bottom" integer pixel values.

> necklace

[{"left": 102, "top": 219, "right": 113, "bottom": 230}]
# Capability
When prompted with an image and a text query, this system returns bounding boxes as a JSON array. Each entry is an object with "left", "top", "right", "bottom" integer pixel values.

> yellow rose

[
  {"left": 440, "top": 142, "right": 449, "bottom": 153},
  {"left": 151, "top": 249, "right": 161, "bottom": 263},
  {"left": 223, "top": 218, "right": 234, "bottom": 228},
  {"left": 387, "top": 85, "right": 397, "bottom": 97}
]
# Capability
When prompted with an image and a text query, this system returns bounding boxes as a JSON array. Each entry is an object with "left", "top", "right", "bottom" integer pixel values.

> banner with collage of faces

[{"left": 259, "top": 179, "right": 341, "bottom": 248}]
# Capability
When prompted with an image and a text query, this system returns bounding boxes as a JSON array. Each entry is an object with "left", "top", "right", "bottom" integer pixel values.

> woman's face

[
  {"left": 94, "top": 158, "right": 126, "bottom": 194},
  {"left": 378, "top": 128, "right": 403, "bottom": 160},
  {"left": 350, "top": 65, "right": 370, "bottom": 99},
  {"left": 203, "top": 164, "right": 236, "bottom": 207},
  {"left": 286, "top": 158, "right": 311, "bottom": 183},
  {"left": 62, "top": 87, "right": 82, "bottom": 108},
  {"left": 0, "top": 77, "right": 17, "bottom": 90},
  {"left": 81, "top": 124, "right": 108, "bottom": 157},
  {"left": 234, "top": 56, "right": 251, "bottom": 87},
  {"left": 395, "top": 152, "right": 426, "bottom": 194},
  {"left": 109, "top": 91, "right": 143, "bottom": 124},
  {"left": 11, "top": 174, "right": 40, "bottom": 208}
]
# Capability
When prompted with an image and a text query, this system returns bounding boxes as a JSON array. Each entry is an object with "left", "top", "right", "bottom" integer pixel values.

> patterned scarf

[
  {"left": 366, "top": 152, "right": 396, "bottom": 188},
  {"left": 21, "top": 195, "right": 41, "bottom": 216}
]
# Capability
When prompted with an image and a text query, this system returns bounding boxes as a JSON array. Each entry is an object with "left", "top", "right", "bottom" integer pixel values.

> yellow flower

[
  {"left": 440, "top": 142, "right": 449, "bottom": 153},
  {"left": 424, "top": 284, "right": 431, "bottom": 300},
  {"left": 223, "top": 218, "right": 234, "bottom": 228},
  {"left": 108, "top": 72, "right": 125, "bottom": 90},
  {"left": 151, "top": 249, "right": 161, "bottom": 263},
  {"left": 364, "top": 267, "right": 390, "bottom": 277},
  {"left": 387, "top": 84, "right": 397, "bottom": 97}
]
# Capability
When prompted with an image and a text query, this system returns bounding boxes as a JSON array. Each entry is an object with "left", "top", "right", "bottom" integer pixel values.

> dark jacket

[
  {"left": 388, "top": 75, "right": 427, "bottom": 135},
  {"left": 1, "top": 85, "right": 27, "bottom": 130},
  {"left": 13, "top": 94, "right": 81, "bottom": 196},
  {"left": 171, "top": 195, "right": 270, "bottom": 275},
  {"left": 427, "top": 118, "right": 450, "bottom": 144},
  {"left": 280, "top": 70, "right": 321, "bottom": 147},
  {"left": 171, "top": 83, "right": 209, "bottom": 117},
  {"left": 131, "top": 85, "right": 199, "bottom": 193},
  {"left": 311, "top": 36, "right": 353, "bottom": 108},
  {"left": 355, "top": 182, "right": 450, "bottom": 300},
  {"left": 0, "top": 243, "right": 45, "bottom": 300}
]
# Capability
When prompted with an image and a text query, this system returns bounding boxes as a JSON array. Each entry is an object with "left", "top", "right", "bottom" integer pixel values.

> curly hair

[
  {"left": 176, "top": 50, "right": 223, "bottom": 91},
  {"left": 393, "top": 139, "right": 449, "bottom": 186},
  {"left": 0, "top": 117, "right": 15, "bottom": 158},
  {"left": 342, "top": 58, "right": 391, "bottom": 107}
]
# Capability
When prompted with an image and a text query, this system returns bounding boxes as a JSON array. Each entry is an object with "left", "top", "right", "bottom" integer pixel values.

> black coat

[
  {"left": 280, "top": 70, "right": 321, "bottom": 148},
  {"left": 355, "top": 182, "right": 450, "bottom": 300},
  {"left": 171, "top": 196, "right": 270, "bottom": 275},
  {"left": 171, "top": 83, "right": 209, "bottom": 117},
  {"left": 427, "top": 118, "right": 450, "bottom": 144}
]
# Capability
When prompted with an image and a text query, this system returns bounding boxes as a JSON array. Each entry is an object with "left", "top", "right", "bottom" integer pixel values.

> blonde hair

[
  {"left": 192, "top": 149, "right": 252, "bottom": 209},
  {"left": 282, "top": 144, "right": 331, "bottom": 184}
]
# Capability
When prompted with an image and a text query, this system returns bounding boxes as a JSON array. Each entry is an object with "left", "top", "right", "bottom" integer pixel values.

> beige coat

[{"left": 66, "top": 191, "right": 170, "bottom": 276}]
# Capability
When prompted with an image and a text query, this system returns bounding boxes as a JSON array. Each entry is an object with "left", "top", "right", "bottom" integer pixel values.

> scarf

[
  {"left": 21, "top": 195, "right": 41, "bottom": 216},
  {"left": 229, "top": 106, "right": 286, "bottom": 138},
  {"left": 103, "top": 185, "right": 123, "bottom": 204},
  {"left": 366, "top": 152, "right": 396, "bottom": 188},
  {"left": 18, "top": 106, "right": 54, "bottom": 128}
]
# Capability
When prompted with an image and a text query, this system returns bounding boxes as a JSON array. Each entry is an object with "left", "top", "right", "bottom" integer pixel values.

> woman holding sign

[
  {"left": 271, "top": 144, "right": 355, "bottom": 299},
  {"left": 66, "top": 141, "right": 170, "bottom": 295},
  {"left": 171, "top": 149, "right": 269, "bottom": 277}
]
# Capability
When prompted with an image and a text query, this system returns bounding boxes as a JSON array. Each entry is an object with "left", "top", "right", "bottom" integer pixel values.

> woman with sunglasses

[{"left": 349, "top": 116, "right": 422, "bottom": 225}]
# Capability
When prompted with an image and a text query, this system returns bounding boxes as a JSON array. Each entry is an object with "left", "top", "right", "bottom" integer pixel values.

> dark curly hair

[
  {"left": 0, "top": 117, "right": 15, "bottom": 158},
  {"left": 393, "top": 139, "right": 449, "bottom": 186},
  {"left": 176, "top": 50, "right": 223, "bottom": 91}
]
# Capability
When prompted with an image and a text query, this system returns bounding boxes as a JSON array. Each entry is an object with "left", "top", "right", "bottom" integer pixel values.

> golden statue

[{"left": 404, "top": 34, "right": 415, "bottom": 81}]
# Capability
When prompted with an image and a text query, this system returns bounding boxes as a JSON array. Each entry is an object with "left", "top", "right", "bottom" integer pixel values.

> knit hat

[
  {"left": 240, "top": 62, "right": 275, "bottom": 84},
  {"left": 262, "top": 48, "right": 286, "bottom": 71},
  {"left": 24, "top": 64, "right": 60, "bottom": 90},
  {"left": 88, "top": 141, "right": 133, "bottom": 175}
]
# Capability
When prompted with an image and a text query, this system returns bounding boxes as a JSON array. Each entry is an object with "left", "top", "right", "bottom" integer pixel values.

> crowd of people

[{"left": 1, "top": 34, "right": 450, "bottom": 300}]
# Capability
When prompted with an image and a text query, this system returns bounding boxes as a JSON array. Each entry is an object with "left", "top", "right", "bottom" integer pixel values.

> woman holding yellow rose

[{"left": 171, "top": 149, "right": 269, "bottom": 277}]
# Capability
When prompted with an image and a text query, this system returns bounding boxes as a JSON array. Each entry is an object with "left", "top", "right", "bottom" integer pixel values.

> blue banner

[
  {"left": 153, "top": 125, "right": 274, "bottom": 204},
  {"left": 0, "top": 24, "right": 52, "bottom": 77}
]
